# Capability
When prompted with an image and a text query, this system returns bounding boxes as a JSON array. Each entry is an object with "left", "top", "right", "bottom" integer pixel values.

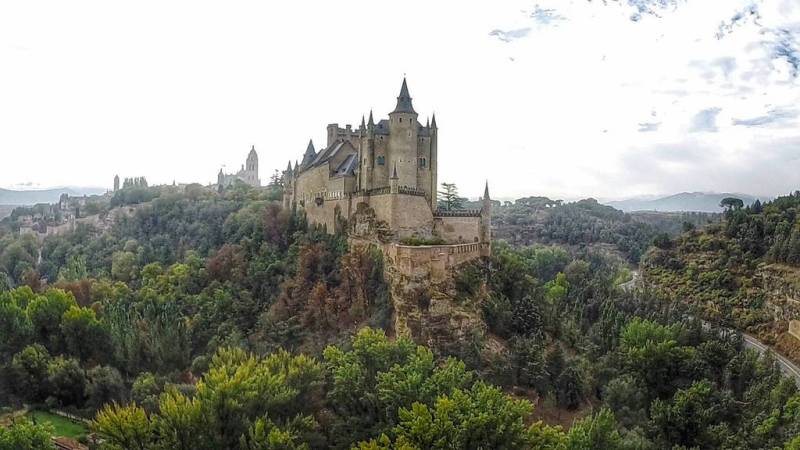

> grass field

[{"left": 26, "top": 410, "right": 88, "bottom": 439}]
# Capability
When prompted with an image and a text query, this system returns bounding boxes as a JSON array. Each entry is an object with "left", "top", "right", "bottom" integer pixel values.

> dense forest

[
  {"left": 493, "top": 197, "right": 715, "bottom": 263},
  {"left": 1, "top": 184, "right": 799, "bottom": 449}
]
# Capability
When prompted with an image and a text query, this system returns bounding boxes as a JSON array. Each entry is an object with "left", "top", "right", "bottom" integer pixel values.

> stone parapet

[{"left": 384, "top": 241, "right": 487, "bottom": 280}]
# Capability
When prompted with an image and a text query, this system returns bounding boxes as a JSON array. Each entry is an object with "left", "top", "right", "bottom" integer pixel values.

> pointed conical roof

[
  {"left": 301, "top": 140, "right": 316, "bottom": 167},
  {"left": 392, "top": 78, "right": 416, "bottom": 114},
  {"left": 248, "top": 145, "right": 257, "bottom": 157},
  {"left": 430, "top": 113, "right": 437, "bottom": 129},
  {"left": 483, "top": 180, "right": 490, "bottom": 200},
  {"left": 286, "top": 160, "right": 293, "bottom": 173},
  {"left": 368, "top": 110, "right": 374, "bottom": 126},
  {"left": 360, "top": 115, "right": 366, "bottom": 128}
]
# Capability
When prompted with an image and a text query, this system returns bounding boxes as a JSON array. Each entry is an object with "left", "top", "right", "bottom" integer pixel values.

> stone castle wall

[
  {"left": 433, "top": 215, "right": 482, "bottom": 244},
  {"left": 300, "top": 191, "right": 434, "bottom": 239},
  {"left": 385, "top": 242, "right": 486, "bottom": 280}
]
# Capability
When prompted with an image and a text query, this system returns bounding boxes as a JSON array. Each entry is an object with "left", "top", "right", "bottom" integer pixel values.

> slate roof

[
  {"left": 392, "top": 78, "right": 416, "bottom": 114},
  {"left": 334, "top": 153, "right": 358, "bottom": 177},
  {"left": 301, "top": 140, "right": 358, "bottom": 173}
]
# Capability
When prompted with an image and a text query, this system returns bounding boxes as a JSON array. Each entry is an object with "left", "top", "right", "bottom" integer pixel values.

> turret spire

[
  {"left": 301, "top": 139, "right": 316, "bottom": 167},
  {"left": 360, "top": 115, "right": 366, "bottom": 128},
  {"left": 368, "top": 110, "right": 374, "bottom": 126},
  {"left": 431, "top": 113, "right": 437, "bottom": 129},
  {"left": 391, "top": 162, "right": 399, "bottom": 179},
  {"left": 483, "top": 180, "right": 490, "bottom": 200},
  {"left": 392, "top": 77, "right": 416, "bottom": 114}
]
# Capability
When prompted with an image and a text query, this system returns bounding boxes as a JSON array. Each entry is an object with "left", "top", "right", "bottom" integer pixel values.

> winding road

[{"left": 742, "top": 334, "right": 800, "bottom": 384}]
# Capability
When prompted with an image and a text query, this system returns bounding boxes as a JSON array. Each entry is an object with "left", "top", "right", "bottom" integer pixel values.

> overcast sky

[{"left": 1, "top": 0, "right": 799, "bottom": 200}]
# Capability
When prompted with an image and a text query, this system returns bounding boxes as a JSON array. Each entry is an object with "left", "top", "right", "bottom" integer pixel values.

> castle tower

[
  {"left": 246, "top": 145, "right": 260, "bottom": 186},
  {"left": 283, "top": 160, "right": 293, "bottom": 209},
  {"left": 388, "top": 78, "right": 419, "bottom": 189},
  {"left": 359, "top": 111, "right": 376, "bottom": 191},
  {"left": 429, "top": 114, "right": 438, "bottom": 210},
  {"left": 480, "top": 181, "right": 492, "bottom": 255},
  {"left": 113, "top": 174, "right": 120, "bottom": 192}
]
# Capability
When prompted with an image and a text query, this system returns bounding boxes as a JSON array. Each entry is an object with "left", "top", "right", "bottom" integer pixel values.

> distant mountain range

[
  {"left": 0, "top": 187, "right": 106, "bottom": 206},
  {"left": 605, "top": 192, "right": 766, "bottom": 213}
]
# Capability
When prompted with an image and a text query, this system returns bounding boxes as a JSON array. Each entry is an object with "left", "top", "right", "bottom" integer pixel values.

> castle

[
  {"left": 282, "top": 78, "right": 491, "bottom": 266},
  {"left": 218, "top": 146, "right": 261, "bottom": 188}
]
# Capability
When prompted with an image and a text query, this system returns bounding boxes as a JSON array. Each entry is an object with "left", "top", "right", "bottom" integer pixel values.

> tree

[
  {"left": 92, "top": 403, "right": 153, "bottom": 450},
  {"left": 565, "top": 408, "right": 627, "bottom": 450},
  {"left": 0, "top": 271, "right": 11, "bottom": 292},
  {"left": 47, "top": 356, "right": 87, "bottom": 406},
  {"left": 9, "top": 344, "right": 52, "bottom": 402},
  {"left": 649, "top": 380, "right": 732, "bottom": 448},
  {"left": 0, "top": 294, "right": 33, "bottom": 358},
  {"left": 61, "top": 305, "right": 108, "bottom": 362},
  {"left": 111, "top": 251, "right": 137, "bottom": 282},
  {"left": 360, "top": 382, "right": 552, "bottom": 450},
  {"left": 0, "top": 419, "right": 54, "bottom": 450},
  {"left": 324, "top": 328, "right": 472, "bottom": 446},
  {"left": 26, "top": 289, "right": 77, "bottom": 353},
  {"left": 719, "top": 197, "right": 744, "bottom": 213},
  {"left": 437, "top": 183, "right": 463, "bottom": 211},
  {"left": 86, "top": 365, "right": 126, "bottom": 409}
]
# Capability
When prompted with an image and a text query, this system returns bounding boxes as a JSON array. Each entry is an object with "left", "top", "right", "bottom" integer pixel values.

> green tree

[
  {"left": 324, "top": 328, "right": 472, "bottom": 445},
  {"left": 111, "top": 251, "right": 137, "bottom": 282},
  {"left": 47, "top": 356, "right": 87, "bottom": 406},
  {"left": 437, "top": 183, "right": 463, "bottom": 211},
  {"left": 0, "top": 293, "right": 33, "bottom": 358},
  {"left": 86, "top": 365, "right": 126, "bottom": 409},
  {"left": 26, "top": 288, "right": 77, "bottom": 353},
  {"left": 565, "top": 408, "right": 627, "bottom": 450},
  {"left": 367, "top": 382, "right": 548, "bottom": 450},
  {"left": 92, "top": 403, "right": 153, "bottom": 450},
  {"left": 61, "top": 305, "right": 108, "bottom": 362},
  {"left": 9, "top": 344, "right": 52, "bottom": 402},
  {"left": 0, "top": 419, "right": 54, "bottom": 450},
  {"left": 649, "top": 380, "right": 732, "bottom": 448},
  {"left": 719, "top": 197, "right": 744, "bottom": 212}
]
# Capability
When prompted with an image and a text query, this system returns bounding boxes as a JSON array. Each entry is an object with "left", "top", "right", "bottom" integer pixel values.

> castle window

[
  {"left": 418, "top": 157, "right": 426, "bottom": 168},
  {"left": 377, "top": 155, "right": 385, "bottom": 166}
]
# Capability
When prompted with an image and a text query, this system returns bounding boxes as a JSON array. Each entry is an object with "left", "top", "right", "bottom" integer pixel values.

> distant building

[
  {"left": 218, "top": 146, "right": 261, "bottom": 188},
  {"left": 113, "top": 175, "right": 120, "bottom": 192}
]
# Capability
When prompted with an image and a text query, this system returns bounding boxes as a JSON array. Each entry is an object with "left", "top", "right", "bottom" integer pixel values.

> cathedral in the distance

[{"left": 218, "top": 145, "right": 261, "bottom": 188}]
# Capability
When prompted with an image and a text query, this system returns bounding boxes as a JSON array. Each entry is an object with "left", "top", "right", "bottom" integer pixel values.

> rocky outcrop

[
  {"left": 757, "top": 264, "right": 800, "bottom": 321},
  {"left": 385, "top": 260, "right": 487, "bottom": 358}
]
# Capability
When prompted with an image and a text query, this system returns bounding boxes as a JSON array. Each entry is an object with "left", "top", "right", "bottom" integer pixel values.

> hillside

[
  {"left": 607, "top": 192, "right": 763, "bottom": 213},
  {"left": 642, "top": 191, "right": 800, "bottom": 362},
  {"left": 493, "top": 196, "right": 714, "bottom": 263},
  {"left": 0, "top": 187, "right": 105, "bottom": 206}
]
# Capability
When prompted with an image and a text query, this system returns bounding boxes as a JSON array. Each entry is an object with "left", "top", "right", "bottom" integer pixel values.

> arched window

[
  {"left": 377, "top": 155, "right": 385, "bottom": 166},
  {"left": 418, "top": 157, "right": 427, "bottom": 168}
]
